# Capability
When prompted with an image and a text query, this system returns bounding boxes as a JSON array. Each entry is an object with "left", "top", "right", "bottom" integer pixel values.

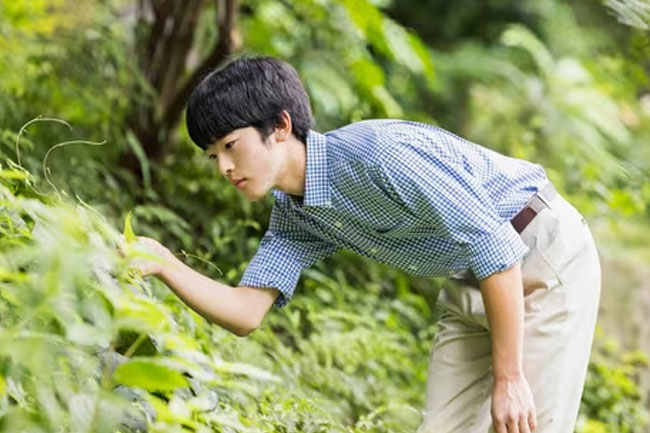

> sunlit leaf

[
  {"left": 0, "top": 169, "right": 28, "bottom": 180},
  {"left": 123, "top": 211, "right": 137, "bottom": 243},
  {"left": 115, "top": 296, "right": 170, "bottom": 333},
  {"left": 114, "top": 358, "right": 188, "bottom": 392}
]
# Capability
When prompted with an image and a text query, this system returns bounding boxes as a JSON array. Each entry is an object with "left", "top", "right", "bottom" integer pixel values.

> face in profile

[{"left": 205, "top": 127, "right": 284, "bottom": 201}]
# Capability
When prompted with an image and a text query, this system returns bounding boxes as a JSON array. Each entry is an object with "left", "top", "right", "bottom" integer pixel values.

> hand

[
  {"left": 118, "top": 235, "right": 174, "bottom": 278},
  {"left": 491, "top": 374, "right": 537, "bottom": 433}
]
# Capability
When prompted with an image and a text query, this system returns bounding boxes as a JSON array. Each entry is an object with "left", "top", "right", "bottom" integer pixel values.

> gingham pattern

[{"left": 240, "top": 119, "right": 549, "bottom": 307}]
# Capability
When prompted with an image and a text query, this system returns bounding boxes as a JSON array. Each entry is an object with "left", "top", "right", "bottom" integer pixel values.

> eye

[
  {"left": 225, "top": 140, "right": 236, "bottom": 150},
  {"left": 208, "top": 154, "right": 217, "bottom": 160}
]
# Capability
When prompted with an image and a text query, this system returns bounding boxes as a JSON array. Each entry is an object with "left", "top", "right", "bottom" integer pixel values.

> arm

[
  {"left": 155, "top": 248, "right": 278, "bottom": 337},
  {"left": 480, "top": 262, "right": 537, "bottom": 433},
  {"left": 479, "top": 262, "right": 524, "bottom": 383},
  {"left": 128, "top": 202, "right": 337, "bottom": 335},
  {"left": 129, "top": 237, "right": 278, "bottom": 337},
  {"left": 237, "top": 202, "right": 340, "bottom": 308}
]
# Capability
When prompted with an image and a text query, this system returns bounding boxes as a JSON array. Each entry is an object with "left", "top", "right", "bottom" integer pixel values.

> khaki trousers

[{"left": 417, "top": 192, "right": 602, "bottom": 433}]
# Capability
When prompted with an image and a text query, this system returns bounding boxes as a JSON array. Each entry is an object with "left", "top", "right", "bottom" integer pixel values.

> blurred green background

[{"left": 0, "top": 0, "right": 649, "bottom": 431}]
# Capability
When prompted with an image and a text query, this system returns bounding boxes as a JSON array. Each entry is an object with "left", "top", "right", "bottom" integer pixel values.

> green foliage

[
  {"left": 0, "top": 1, "right": 139, "bottom": 139},
  {"left": 606, "top": 0, "right": 650, "bottom": 30},
  {"left": 0, "top": 159, "right": 441, "bottom": 431},
  {"left": 577, "top": 331, "right": 650, "bottom": 432},
  {"left": 241, "top": 0, "right": 436, "bottom": 130},
  {"left": 435, "top": 20, "right": 650, "bottom": 219}
]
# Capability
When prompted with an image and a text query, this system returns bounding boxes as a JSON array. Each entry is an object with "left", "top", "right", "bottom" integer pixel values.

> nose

[{"left": 217, "top": 155, "right": 234, "bottom": 178}]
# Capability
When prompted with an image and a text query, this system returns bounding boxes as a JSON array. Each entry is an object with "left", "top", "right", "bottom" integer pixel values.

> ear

[{"left": 274, "top": 110, "right": 292, "bottom": 143}]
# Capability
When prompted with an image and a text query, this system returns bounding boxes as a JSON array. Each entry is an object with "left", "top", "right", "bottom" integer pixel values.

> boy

[{"left": 133, "top": 56, "right": 601, "bottom": 433}]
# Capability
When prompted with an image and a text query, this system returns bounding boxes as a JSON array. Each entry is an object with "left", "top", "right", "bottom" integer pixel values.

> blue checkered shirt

[{"left": 239, "top": 119, "right": 549, "bottom": 307}]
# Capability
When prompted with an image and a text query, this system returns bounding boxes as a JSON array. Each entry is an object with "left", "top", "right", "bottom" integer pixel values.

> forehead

[{"left": 205, "top": 126, "right": 262, "bottom": 153}]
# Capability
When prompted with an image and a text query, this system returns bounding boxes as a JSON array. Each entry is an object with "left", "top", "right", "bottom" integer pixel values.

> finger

[
  {"left": 493, "top": 420, "right": 508, "bottom": 433},
  {"left": 519, "top": 415, "right": 531, "bottom": 433},
  {"left": 507, "top": 417, "right": 520, "bottom": 433},
  {"left": 528, "top": 410, "right": 537, "bottom": 431}
]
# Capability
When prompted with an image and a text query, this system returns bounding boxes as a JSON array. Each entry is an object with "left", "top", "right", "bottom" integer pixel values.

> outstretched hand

[{"left": 117, "top": 235, "right": 174, "bottom": 278}]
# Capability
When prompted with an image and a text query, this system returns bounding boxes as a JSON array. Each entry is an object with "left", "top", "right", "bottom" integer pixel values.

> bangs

[{"left": 186, "top": 80, "right": 247, "bottom": 150}]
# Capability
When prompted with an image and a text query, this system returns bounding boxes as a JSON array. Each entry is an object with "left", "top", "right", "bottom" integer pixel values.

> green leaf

[
  {"left": 126, "top": 131, "right": 151, "bottom": 189},
  {"left": 0, "top": 169, "right": 28, "bottom": 179},
  {"left": 115, "top": 296, "right": 170, "bottom": 333},
  {"left": 114, "top": 358, "right": 188, "bottom": 392},
  {"left": 123, "top": 211, "right": 137, "bottom": 243}
]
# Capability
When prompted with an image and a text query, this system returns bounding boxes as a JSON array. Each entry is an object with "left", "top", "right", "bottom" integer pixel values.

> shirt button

[
  {"left": 334, "top": 221, "right": 343, "bottom": 228},
  {"left": 409, "top": 265, "right": 418, "bottom": 271},
  {"left": 369, "top": 247, "right": 378, "bottom": 255}
]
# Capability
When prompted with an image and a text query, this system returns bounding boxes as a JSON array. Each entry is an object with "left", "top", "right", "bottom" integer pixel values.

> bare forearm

[
  {"left": 479, "top": 262, "right": 525, "bottom": 380},
  {"left": 155, "top": 252, "right": 259, "bottom": 336}
]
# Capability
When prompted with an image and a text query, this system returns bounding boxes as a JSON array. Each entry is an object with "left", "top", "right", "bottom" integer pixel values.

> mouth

[{"left": 233, "top": 179, "right": 247, "bottom": 189}]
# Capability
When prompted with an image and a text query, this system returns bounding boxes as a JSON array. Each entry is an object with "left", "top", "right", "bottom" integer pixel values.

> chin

[
  {"left": 245, "top": 189, "right": 265, "bottom": 202},
  {"left": 242, "top": 181, "right": 271, "bottom": 202}
]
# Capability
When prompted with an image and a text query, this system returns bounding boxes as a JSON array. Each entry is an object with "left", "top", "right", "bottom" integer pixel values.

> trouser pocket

[{"left": 531, "top": 198, "right": 592, "bottom": 285}]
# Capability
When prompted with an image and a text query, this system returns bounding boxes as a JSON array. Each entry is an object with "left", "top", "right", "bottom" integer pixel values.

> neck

[{"left": 275, "top": 134, "right": 307, "bottom": 197}]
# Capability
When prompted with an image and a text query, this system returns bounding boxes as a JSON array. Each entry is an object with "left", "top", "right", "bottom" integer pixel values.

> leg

[
  {"left": 512, "top": 195, "right": 601, "bottom": 432},
  {"left": 416, "top": 285, "right": 494, "bottom": 433},
  {"left": 419, "top": 193, "right": 601, "bottom": 433}
]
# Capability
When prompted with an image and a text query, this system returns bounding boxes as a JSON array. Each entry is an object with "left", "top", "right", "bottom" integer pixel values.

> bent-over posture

[{"left": 133, "top": 56, "right": 601, "bottom": 433}]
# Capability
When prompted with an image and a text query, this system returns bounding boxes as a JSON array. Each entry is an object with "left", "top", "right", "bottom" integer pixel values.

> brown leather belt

[{"left": 510, "top": 181, "right": 558, "bottom": 234}]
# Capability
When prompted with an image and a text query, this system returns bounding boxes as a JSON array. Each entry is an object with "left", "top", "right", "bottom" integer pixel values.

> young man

[{"left": 134, "top": 56, "right": 601, "bottom": 433}]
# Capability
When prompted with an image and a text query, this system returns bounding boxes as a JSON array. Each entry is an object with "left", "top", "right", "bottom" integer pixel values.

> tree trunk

[{"left": 120, "top": 0, "right": 240, "bottom": 181}]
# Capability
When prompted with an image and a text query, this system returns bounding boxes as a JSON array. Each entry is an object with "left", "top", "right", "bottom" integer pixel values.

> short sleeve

[
  {"left": 377, "top": 141, "right": 529, "bottom": 280},
  {"left": 239, "top": 203, "right": 339, "bottom": 307}
]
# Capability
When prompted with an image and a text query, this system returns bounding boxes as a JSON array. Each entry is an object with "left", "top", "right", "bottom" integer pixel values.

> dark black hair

[{"left": 186, "top": 55, "right": 314, "bottom": 150}]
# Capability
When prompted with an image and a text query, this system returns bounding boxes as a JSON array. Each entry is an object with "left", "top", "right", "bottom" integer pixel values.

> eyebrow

[{"left": 205, "top": 137, "right": 237, "bottom": 154}]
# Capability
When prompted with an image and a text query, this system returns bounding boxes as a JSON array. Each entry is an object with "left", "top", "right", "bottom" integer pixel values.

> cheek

[{"left": 242, "top": 150, "right": 273, "bottom": 172}]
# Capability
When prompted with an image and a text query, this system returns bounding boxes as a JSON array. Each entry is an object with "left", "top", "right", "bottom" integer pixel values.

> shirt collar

[
  {"left": 301, "top": 130, "right": 332, "bottom": 208},
  {"left": 303, "top": 130, "right": 332, "bottom": 207},
  {"left": 271, "top": 130, "right": 332, "bottom": 209}
]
